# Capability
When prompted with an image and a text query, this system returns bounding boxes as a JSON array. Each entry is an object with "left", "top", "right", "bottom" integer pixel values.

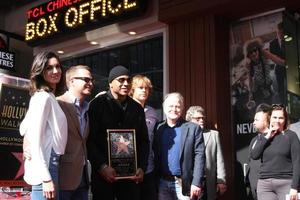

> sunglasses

[
  {"left": 72, "top": 77, "right": 94, "bottom": 84},
  {"left": 115, "top": 77, "right": 131, "bottom": 84},
  {"left": 192, "top": 116, "right": 205, "bottom": 121},
  {"left": 271, "top": 104, "right": 285, "bottom": 109}
]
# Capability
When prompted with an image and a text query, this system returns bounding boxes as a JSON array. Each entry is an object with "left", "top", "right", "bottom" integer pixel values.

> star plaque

[{"left": 107, "top": 129, "right": 137, "bottom": 179}]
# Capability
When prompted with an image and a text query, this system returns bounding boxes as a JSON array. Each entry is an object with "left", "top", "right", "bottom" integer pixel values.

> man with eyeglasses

[
  {"left": 56, "top": 65, "right": 93, "bottom": 200},
  {"left": 87, "top": 65, "right": 149, "bottom": 200},
  {"left": 186, "top": 106, "right": 227, "bottom": 200}
]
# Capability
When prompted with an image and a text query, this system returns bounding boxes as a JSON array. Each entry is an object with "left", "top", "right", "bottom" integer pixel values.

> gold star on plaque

[{"left": 114, "top": 135, "right": 130, "bottom": 154}]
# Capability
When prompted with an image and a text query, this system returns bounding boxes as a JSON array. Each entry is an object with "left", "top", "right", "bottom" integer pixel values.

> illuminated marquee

[{"left": 25, "top": 0, "right": 147, "bottom": 45}]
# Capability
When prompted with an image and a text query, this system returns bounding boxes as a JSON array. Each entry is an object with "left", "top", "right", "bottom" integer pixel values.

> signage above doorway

[{"left": 25, "top": 0, "right": 148, "bottom": 46}]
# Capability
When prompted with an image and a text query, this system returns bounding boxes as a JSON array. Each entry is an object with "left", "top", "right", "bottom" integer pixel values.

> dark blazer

[
  {"left": 57, "top": 92, "right": 90, "bottom": 190},
  {"left": 153, "top": 119, "right": 205, "bottom": 196},
  {"left": 270, "top": 38, "right": 286, "bottom": 104},
  {"left": 270, "top": 38, "right": 284, "bottom": 59}
]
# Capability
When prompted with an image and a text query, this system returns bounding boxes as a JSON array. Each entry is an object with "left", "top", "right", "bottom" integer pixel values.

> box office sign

[
  {"left": 0, "top": 84, "right": 30, "bottom": 186},
  {"left": 25, "top": 0, "right": 148, "bottom": 45},
  {"left": 0, "top": 50, "right": 15, "bottom": 71}
]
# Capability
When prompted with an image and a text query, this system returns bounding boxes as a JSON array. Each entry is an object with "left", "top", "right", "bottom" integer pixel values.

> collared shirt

[
  {"left": 67, "top": 91, "right": 89, "bottom": 136},
  {"left": 160, "top": 119, "right": 183, "bottom": 176}
]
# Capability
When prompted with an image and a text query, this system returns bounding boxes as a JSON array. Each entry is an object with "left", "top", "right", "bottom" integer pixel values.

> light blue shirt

[{"left": 67, "top": 91, "right": 89, "bottom": 136}]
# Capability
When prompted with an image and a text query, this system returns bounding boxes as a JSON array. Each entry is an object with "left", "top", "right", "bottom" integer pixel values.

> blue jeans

[
  {"left": 31, "top": 150, "right": 60, "bottom": 200},
  {"left": 158, "top": 178, "right": 190, "bottom": 200}
]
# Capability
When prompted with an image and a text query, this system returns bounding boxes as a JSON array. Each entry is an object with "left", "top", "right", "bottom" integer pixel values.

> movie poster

[
  {"left": 0, "top": 84, "right": 30, "bottom": 186},
  {"left": 230, "top": 11, "right": 284, "bottom": 191}
]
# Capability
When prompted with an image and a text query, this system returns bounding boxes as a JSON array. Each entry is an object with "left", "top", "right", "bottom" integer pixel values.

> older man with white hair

[{"left": 153, "top": 92, "right": 205, "bottom": 200}]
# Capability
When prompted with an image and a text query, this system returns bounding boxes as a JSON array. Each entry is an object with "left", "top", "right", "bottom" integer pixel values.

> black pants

[
  {"left": 91, "top": 178, "right": 140, "bottom": 200},
  {"left": 140, "top": 171, "right": 158, "bottom": 200}
]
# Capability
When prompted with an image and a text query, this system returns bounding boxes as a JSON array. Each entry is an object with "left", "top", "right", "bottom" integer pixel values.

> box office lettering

[{"left": 25, "top": 0, "right": 147, "bottom": 45}]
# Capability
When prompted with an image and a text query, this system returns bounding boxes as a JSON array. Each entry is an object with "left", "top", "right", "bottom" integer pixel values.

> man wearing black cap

[{"left": 87, "top": 65, "right": 149, "bottom": 200}]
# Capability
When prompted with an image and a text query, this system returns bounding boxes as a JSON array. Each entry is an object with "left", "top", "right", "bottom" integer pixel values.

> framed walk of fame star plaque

[{"left": 107, "top": 129, "right": 137, "bottom": 179}]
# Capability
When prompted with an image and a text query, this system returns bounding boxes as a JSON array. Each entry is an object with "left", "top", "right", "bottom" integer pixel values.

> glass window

[{"left": 61, "top": 36, "right": 163, "bottom": 113}]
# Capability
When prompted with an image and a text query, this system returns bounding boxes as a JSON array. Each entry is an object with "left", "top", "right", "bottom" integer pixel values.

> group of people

[
  {"left": 247, "top": 103, "right": 300, "bottom": 200},
  {"left": 20, "top": 51, "right": 227, "bottom": 200}
]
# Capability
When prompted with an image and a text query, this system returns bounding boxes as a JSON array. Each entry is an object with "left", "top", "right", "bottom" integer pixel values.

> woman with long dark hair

[{"left": 20, "top": 51, "right": 68, "bottom": 200}]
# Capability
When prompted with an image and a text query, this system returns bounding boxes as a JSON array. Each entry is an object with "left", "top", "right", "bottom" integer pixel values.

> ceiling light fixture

[
  {"left": 285, "top": 36, "right": 293, "bottom": 42},
  {"left": 128, "top": 31, "right": 136, "bottom": 35},
  {"left": 57, "top": 50, "right": 64, "bottom": 54},
  {"left": 90, "top": 41, "right": 98, "bottom": 45}
]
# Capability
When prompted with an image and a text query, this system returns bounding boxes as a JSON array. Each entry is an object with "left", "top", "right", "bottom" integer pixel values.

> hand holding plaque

[
  {"left": 107, "top": 129, "right": 137, "bottom": 179},
  {"left": 99, "top": 165, "right": 117, "bottom": 183},
  {"left": 130, "top": 168, "right": 144, "bottom": 184}
]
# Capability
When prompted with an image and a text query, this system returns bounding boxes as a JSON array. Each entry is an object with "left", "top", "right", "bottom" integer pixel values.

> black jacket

[{"left": 87, "top": 91, "right": 149, "bottom": 180}]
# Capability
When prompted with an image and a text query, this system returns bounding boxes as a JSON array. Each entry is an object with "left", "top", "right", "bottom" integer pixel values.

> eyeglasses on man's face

[
  {"left": 72, "top": 77, "right": 94, "bottom": 84},
  {"left": 115, "top": 77, "right": 131, "bottom": 84},
  {"left": 271, "top": 104, "right": 285, "bottom": 109},
  {"left": 191, "top": 116, "right": 205, "bottom": 121}
]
